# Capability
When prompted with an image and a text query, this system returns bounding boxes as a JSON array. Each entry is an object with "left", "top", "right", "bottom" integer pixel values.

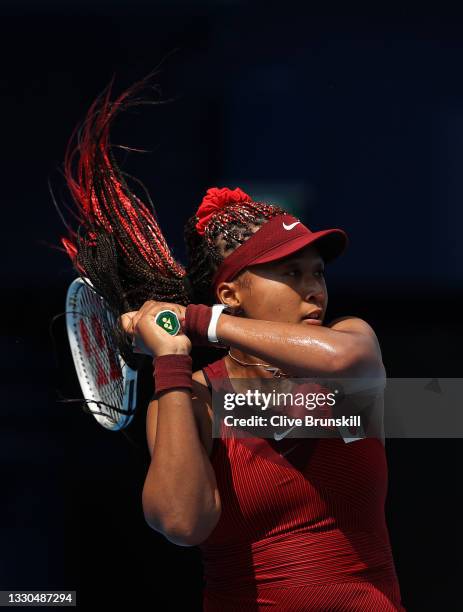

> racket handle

[{"left": 131, "top": 309, "right": 181, "bottom": 355}]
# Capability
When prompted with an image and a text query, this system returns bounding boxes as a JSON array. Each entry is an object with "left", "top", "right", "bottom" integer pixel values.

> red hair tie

[{"left": 195, "top": 187, "right": 251, "bottom": 236}]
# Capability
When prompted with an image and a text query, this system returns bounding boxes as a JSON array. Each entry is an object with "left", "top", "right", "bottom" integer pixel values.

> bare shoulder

[
  {"left": 327, "top": 317, "right": 386, "bottom": 435},
  {"left": 327, "top": 316, "right": 386, "bottom": 375},
  {"left": 327, "top": 315, "right": 378, "bottom": 338}
]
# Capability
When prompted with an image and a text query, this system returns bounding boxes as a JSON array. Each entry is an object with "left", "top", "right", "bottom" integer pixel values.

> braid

[
  {"left": 184, "top": 200, "right": 287, "bottom": 305},
  {"left": 60, "top": 72, "right": 190, "bottom": 367},
  {"left": 59, "top": 72, "right": 288, "bottom": 368}
]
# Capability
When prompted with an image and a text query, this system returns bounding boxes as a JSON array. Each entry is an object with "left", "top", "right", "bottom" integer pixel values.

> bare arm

[
  {"left": 120, "top": 301, "right": 220, "bottom": 546},
  {"left": 142, "top": 382, "right": 221, "bottom": 547},
  {"left": 216, "top": 314, "right": 385, "bottom": 378}
]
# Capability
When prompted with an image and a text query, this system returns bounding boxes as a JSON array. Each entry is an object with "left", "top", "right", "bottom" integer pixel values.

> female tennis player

[{"left": 61, "top": 74, "right": 406, "bottom": 611}]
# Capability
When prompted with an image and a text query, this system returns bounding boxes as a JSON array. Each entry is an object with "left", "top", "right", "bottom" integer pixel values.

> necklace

[
  {"left": 227, "top": 349, "right": 290, "bottom": 378},
  {"left": 227, "top": 349, "right": 301, "bottom": 455}
]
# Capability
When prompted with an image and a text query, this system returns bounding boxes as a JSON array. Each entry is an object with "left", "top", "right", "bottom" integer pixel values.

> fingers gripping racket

[{"left": 65, "top": 277, "right": 138, "bottom": 431}]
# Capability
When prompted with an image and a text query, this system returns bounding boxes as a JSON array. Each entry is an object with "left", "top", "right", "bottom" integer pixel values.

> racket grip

[{"left": 130, "top": 310, "right": 181, "bottom": 355}]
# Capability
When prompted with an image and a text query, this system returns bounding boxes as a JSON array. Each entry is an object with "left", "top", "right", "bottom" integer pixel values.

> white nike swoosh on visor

[
  {"left": 274, "top": 424, "right": 297, "bottom": 441},
  {"left": 282, "top": 221, "right": 301, "bottom": 230}
]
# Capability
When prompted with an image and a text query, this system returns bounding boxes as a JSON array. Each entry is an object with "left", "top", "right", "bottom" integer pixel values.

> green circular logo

[{"left": 155, "top": 310, "right": 180, "bottom": 336}]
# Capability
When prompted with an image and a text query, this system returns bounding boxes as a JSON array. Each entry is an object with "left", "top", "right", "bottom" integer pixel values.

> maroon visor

[{"left": 211, "top": 213, "right": 348, "bottom": 295}]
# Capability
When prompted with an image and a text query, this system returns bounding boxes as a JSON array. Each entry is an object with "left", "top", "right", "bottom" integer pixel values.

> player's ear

[{"left": 216, "top": 281, "right": 242, "bottom": 309}]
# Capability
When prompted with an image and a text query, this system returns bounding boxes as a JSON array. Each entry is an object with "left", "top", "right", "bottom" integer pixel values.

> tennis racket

[{"left": 65, "top": 277, "right": 138, "bottom": 431}]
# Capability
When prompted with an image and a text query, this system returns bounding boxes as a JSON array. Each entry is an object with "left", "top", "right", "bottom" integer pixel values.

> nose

[{"left": 302, "top": 275, "right": 325, "bottom": 302}]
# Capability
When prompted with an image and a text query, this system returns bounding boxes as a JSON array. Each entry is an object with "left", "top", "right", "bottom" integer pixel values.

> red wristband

[
  {"left": 182, "top": 303, "right": 214, "bottom": 347},
  {"left": 153, "top": 354, "right": 193, "bottom": 398}
]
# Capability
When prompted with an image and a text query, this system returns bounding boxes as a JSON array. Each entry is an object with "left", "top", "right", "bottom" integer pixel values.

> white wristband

[{"left": 207, "top": 304, "right": 227, "bottom": 343}]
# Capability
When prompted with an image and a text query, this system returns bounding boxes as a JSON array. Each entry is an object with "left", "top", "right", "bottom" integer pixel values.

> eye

[
  {"left": 285, "top": 268, "right": 301, "bottom": 277},
  {"left": 315, "top": 269, "right": 325, "bottom": 278}
]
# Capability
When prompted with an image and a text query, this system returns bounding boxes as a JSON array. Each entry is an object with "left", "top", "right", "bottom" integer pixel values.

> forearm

[
  {"left": 216, "top": 314, "right": 361, "bottom": 377},
  {"left": 142, "top": 389, "right": 220, "bottom": 545}
]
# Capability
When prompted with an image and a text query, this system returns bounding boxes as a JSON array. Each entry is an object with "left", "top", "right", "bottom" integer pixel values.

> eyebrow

[{"left": 278, "top": 255, "right": 324, "bottom": 266}]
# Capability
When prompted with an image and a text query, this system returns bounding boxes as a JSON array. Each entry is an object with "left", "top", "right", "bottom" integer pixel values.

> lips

[
  {"left": 301, "top": 309, "right": 323, "bottom": 325},
  {"left": 301, "top": 309, "right": 322, "bottom": 321}
]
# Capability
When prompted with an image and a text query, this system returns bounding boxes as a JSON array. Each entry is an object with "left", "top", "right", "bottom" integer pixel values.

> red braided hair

[{"left": 61, "top": 73, "right": 184, "bottom": 280}]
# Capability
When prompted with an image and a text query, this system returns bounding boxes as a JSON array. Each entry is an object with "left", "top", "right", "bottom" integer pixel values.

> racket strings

[
  {"left": 50, "top": 312, "right": 126, "bottom": 425},
  {"left": 57, "top": 397, "right": 135, "bottom": 417},
  {"left": 66, "top": 278, "right": 137, "bottom": 429},
  {"left": 76, "top": 291, "right": 125, "bottom": 421}
]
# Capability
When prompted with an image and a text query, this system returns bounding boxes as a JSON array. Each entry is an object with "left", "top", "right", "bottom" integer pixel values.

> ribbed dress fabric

[{"left": 198, "top": 356, "right": 405, "bottom": 611}]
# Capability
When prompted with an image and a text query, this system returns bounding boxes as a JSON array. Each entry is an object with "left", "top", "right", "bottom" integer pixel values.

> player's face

[{"left": 235, "top": 244, "right": 328, "bottom": 325}]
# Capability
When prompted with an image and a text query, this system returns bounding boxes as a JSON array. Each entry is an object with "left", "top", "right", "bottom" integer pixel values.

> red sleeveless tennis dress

[{"left": 199, "top": 356, "right": 405, "bottom": 611}]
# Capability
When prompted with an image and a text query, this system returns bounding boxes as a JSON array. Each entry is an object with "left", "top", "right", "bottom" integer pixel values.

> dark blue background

[{"left": 1, "top": 3, "right": 462, "bottom": 610}]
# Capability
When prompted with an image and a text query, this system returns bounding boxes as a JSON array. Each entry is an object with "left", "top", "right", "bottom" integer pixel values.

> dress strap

[{"left": 202, "top": 367, "right": 213, "bottom": 393}]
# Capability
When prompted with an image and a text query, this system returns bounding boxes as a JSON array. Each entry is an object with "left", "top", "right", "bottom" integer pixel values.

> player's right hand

[{"left": 120, "top": 300, "right": 192, "bottom": 358}]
